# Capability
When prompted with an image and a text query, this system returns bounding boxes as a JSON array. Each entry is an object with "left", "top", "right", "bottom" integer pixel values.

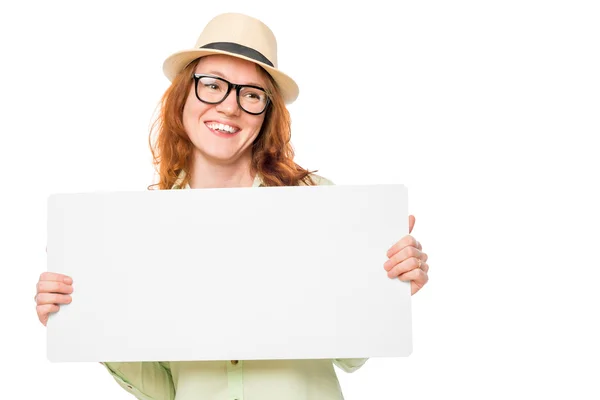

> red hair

[{"left": 147, "top": 58, "right": 318, "bottom": 190}]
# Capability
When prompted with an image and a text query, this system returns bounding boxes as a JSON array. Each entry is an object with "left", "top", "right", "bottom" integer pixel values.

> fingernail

[{"left": 64, "top": 277, "right": 72, "bottom": 284}]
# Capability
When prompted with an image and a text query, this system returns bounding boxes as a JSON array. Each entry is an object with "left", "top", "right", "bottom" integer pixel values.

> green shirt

[{"left": 102, "top": 171, "right": 369, "bottom": 400}]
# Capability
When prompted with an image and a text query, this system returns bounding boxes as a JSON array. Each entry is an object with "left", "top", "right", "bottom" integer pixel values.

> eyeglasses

[{"left": 192, "top": 74, "right": 271, "bottom": 115}]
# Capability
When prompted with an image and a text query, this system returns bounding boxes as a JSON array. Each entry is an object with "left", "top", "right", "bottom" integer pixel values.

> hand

[
  {"left": 383, "top": 215, "right": 429, "bottom": 295},
  {"left": 35, "top": 271, "right": 73, "bottom": 326}
]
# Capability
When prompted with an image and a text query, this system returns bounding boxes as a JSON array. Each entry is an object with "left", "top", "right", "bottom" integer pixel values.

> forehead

[{"left": 195, "top": 54, "right": 267, "bottom": 86}]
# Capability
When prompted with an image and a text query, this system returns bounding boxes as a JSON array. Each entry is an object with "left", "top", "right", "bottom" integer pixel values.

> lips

[
  {"left": 204, "top": 121, "right": 241, "bottom": 139},
  {"left": 205, "top": 121, "right": 240, "bottom": 134}
]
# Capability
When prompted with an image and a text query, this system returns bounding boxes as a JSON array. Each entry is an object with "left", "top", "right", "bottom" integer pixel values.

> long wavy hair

[{"left": 147, "top": 57, "right": 318, "bottom": 190}]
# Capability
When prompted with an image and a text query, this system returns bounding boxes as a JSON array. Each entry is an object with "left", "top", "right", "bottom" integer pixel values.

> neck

[{"left": 188, "top": 149, "right": 256, "bottom": 189}]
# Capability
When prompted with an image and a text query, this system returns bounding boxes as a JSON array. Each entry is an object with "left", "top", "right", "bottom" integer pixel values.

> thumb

[{"left": 409, "top": 215, "right": 415, "bottom": 234}]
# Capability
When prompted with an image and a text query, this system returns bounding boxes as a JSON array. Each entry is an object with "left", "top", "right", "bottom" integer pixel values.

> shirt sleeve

[
  {"left": 333, "top": 358, "right": 369, "bottom": 373},
  {"left": 311, "top": 174, "right": 335, "bottom": 186},
  {"left": 101, "top": 362, "right": 175, "bottom": 400}
]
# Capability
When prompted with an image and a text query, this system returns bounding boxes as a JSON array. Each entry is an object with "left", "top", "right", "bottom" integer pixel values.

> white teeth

[{"left": 207, "top": 123, "right": 238, "bottom": 134}]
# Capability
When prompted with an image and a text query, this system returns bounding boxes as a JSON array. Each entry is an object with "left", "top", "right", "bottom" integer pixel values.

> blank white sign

[{"left": 46, "top": 184, "right": 411, "bottom": 362}]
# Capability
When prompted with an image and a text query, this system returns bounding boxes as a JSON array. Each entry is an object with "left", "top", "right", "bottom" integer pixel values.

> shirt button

[{"left": 231, "top": 360, "right": 238, "bottom": 365}]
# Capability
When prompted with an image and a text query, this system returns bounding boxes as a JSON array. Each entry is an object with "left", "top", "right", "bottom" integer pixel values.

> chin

[{"left": 198, "top": 146, "right": 241, "bottom": 162}]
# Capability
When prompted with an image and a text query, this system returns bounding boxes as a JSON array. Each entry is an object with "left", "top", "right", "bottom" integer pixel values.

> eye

[
  {"left": 204, "top": 82, "right": 222, "bottom": 91},
  {"left": 241, "top": 88, "right": 266, "bottom": 102},
  {"left": 200, "top": 77, "right": 224, "bottom": 91}
]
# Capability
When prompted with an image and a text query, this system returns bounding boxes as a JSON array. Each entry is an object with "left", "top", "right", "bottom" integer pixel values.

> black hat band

[{"left": 200, "top": 42, "right": 274, "bottom": 67}]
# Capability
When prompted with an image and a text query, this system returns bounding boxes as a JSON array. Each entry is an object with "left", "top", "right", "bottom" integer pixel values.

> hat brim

[{"left": 163, "top": 49, "right": 299, "bottom": 104}]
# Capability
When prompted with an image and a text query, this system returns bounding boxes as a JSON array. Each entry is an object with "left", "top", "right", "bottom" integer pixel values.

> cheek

[
  {"left": 183, "top": 96, "right": 209, "bottom": 129},
  {"left": 247, "top": 116, "right": 266, "bottom": 138}
]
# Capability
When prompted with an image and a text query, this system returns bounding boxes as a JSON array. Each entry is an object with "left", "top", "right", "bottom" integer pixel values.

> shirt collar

[{"left": 171, "top": 169, "right": 264, "bottom": 189}]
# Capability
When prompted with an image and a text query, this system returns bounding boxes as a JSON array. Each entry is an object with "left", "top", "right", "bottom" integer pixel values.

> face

[{"left": 182, "top": 54, "right": 268, "bottom": 165}]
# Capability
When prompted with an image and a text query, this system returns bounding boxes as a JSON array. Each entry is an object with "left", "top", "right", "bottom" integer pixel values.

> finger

[
  {"left": 422, "top": 252, "right": 428, "bottom": 263},
  {"left": 386, "top": 235, "right": 418, "bottom": 258},
  {"left": 409, "top": 215, "right": 415, "bottom": 234},
  {"left": 416, "top": 241, "right": 422, "bottom": 251},
  {"left": 420, "top": 261, "right": 429, "bottom": 273},
  {"left": 387, "top": 256, "right": 421, "bottom": 278},
  {"left": 39, "top": 272, "right": 72, "bottom": 284},
  {"left": 398, "top": 268, "right": 429, "bottom": 294},
  {"left": 37, "top": 304, "right": 60, "bottom": 325},
  {"left": 384, "top": 245, "right": 423, "bottom": 272},
  {"left": 398, "top": 266, "right": 428, "bottom": 282},
  {"left": 35, "top": 293, "right": 72, "bottom": 306},
  {"left": 37, "top": 280, "right": 73, "bottom": 295},
  {"left": 411, "top": 280, "right": 426, "bottom": 295}
]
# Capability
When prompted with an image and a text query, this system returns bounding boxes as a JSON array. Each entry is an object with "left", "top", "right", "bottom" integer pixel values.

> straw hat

[{"left": 162, "top": 12, "right": 299, "bottom": 104}]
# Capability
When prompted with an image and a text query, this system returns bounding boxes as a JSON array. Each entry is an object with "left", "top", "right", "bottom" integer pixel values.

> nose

[{"left": 216, "top": 88, "right": 241, "bottom": 116}]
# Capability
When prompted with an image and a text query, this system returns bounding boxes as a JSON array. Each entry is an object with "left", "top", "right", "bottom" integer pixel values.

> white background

[{"left": 1, "top": 0, "right": 599, "bottom": 399}]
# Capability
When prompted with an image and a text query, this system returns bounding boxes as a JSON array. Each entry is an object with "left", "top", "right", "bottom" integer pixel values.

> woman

[{"left": 35, "top": 12, "right": 430, "bottom": 400}]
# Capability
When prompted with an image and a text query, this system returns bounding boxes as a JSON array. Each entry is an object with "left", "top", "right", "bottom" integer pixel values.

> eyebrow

[{"left": 204, "top": 70, "right": 265, "bottom": 87}]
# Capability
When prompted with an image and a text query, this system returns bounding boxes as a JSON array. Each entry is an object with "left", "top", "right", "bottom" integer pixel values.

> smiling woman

[
  {"left": 34, "top": 11, "right": 430, "bottom": 400},
  {"left": 146, "top": 13, "right": 321, "bottom": 190}
]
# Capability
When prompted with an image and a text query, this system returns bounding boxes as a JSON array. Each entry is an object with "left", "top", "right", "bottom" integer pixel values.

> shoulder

[{"left": 303, "top": 173, "right": 335, "bottom": 186}]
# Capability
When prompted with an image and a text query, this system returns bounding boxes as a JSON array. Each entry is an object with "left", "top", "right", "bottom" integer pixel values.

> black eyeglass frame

[{"left": 192, "top": 74, "right": 271, "bottom": 115}]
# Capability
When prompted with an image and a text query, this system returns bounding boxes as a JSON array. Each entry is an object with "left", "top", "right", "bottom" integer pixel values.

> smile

[{"left": 205, "top": 122, "right": 240, "bottom": 134}]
